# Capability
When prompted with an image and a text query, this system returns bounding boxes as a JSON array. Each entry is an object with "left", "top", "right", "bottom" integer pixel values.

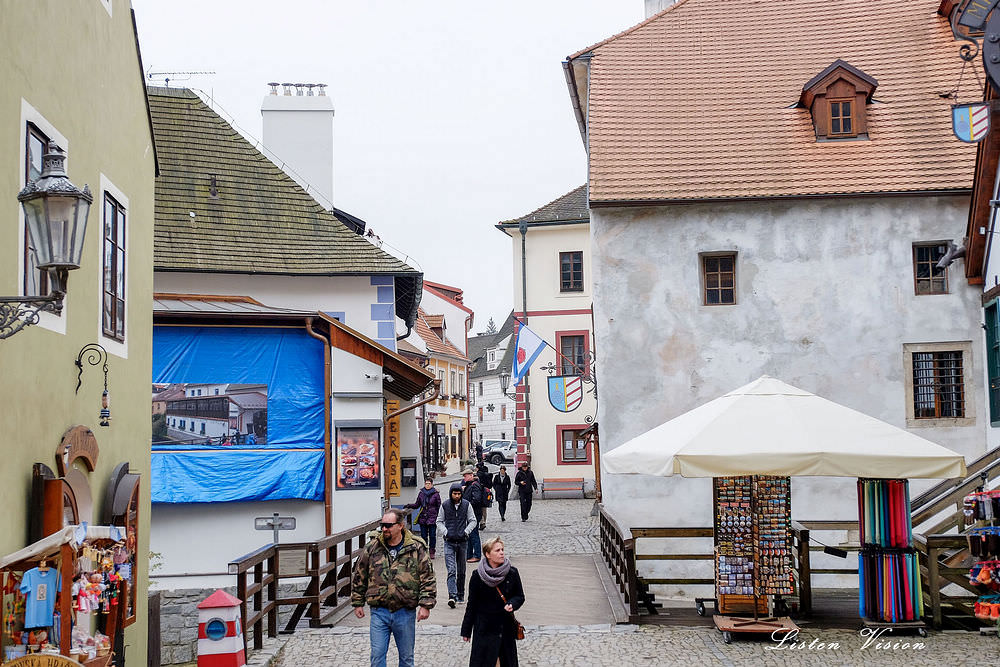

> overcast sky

[{"left": 131, "top": 1, "right": 641, "bottom": 330}]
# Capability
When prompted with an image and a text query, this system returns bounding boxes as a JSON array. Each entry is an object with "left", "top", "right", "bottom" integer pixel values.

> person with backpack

[
  {"left": 462, "top": 467, "right": 486, "bottom": 562},
  {"left": 404, "top": 477, "right": 442, "bottom": 559}
]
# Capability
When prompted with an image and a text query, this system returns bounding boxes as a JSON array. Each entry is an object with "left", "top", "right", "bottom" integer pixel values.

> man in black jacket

[
  {"left": 462, "top": 467, "right": 485, "bottom": 562},
  {"left": 436, "top": 483, "right": 477, "bottom": 607},
  {"left": 492, "top": 465, "right": 512, "bottom": 521},
  {"left": 514, "top": 461, "right": 538, "bottom": 521}
]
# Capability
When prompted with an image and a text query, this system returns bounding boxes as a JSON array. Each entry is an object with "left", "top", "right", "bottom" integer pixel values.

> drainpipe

[
  {"left": 465, "top": 313, "right": 473, "bottom": 459},
  {"left": 305, "top": 317, "right": 333, "bottom": 535},
  {"left": 518, "top": 219, "right": 531, "bottom": 464}
]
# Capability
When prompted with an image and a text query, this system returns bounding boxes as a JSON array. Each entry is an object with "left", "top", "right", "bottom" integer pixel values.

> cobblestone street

[{"left": 269, "top": 497, "right": 1000, "bottom": 666}]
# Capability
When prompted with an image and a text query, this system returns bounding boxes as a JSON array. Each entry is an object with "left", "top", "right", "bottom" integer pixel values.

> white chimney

[
  {"left": 261, "top": 81, "right": 335, "bottom": 208},
  {"left": 645, "top": 0, "right": 678, "bottom": 17}
]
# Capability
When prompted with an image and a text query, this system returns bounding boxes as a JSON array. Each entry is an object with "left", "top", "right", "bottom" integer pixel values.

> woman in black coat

[{"left": 461, "top": 537, "right": 525, "bottom": 666}]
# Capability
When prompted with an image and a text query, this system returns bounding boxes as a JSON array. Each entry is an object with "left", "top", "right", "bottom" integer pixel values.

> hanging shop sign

[
  {"left": 958, "top": 0, "right": 998, "bottom": 30},
  {"left": 386, "top": 400, "right": 401, "bottom": 498},
  {"left": 547, "top": 376, "right": 584, "bottom": 413},
  {"left": 953, "top": 102, "right": 991, "bottom": 142},
  {"left": 335, "top": 427, "right": 381, "bottom": 490}
]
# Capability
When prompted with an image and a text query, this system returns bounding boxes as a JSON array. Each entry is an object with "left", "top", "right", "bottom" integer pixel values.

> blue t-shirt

[{"left": 20, "top": 567, "right": 61, "bottom": 629}]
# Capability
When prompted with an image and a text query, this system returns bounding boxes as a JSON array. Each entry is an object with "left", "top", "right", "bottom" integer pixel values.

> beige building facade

[{"left": 0, "top": 1, "right": 156, "bottom": 663}]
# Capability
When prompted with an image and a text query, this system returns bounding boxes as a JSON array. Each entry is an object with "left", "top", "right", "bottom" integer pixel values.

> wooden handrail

[
  {"left": 911, "top": 445, "right": 1000, "bottom": 510},
  {"left": 911, "top": 458, "right": 1000, "bottom": 526}
]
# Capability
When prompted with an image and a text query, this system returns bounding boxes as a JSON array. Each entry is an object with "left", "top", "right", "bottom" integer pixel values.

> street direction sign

[{"left": 255, "top": 513, "right": 296, "bottom": 544}]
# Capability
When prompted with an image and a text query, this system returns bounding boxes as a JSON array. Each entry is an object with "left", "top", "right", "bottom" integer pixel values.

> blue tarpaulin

[{"left": 152, "top": 326, "right": 325, "bottom": 503}]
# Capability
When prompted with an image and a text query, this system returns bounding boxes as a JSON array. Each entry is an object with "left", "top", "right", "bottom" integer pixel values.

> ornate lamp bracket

[
  {"left": 75, "top": 343, "right": 111, "bottom": 426},
  {"left": 0, "top": 293, "right": 63, "bottom": 340}
]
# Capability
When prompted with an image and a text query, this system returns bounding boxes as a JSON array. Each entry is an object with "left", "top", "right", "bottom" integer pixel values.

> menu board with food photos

[
  {"left": 714, "top": 475, "right": 793, "bottom": 599},
  {"left": 336, "top": 427, "right": 380, "bottom": 489}
]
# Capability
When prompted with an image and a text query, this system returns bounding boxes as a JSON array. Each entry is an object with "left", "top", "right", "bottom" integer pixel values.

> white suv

[{"left": 482, "top": 440, "right": 516, "bottom": 465}]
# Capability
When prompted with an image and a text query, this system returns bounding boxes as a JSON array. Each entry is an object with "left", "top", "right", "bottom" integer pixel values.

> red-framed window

[
  {"left": 501, "top": 404, "right": 506, "bottom": 420},
  {"left": 555, "top": 329, "right": 590, "bottom": 377},
  {"left": 556, "top": 424, "right": 592, "bottom": 465}
]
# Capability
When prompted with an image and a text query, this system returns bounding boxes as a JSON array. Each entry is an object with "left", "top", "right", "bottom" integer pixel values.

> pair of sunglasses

[{"left": 380, "top": 522, "right": 399, "bottom": 529}]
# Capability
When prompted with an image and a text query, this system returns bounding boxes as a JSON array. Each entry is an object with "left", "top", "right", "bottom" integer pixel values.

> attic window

[
  {"left": 829, "top": 99, "right": 854, "bottom": 136},
  {"left": 800, "top": 59, "right": 877, "bottom": 142}
]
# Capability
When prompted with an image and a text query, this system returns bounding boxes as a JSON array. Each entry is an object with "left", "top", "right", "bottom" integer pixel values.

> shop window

[
  {"left": 23, "top": 123, "right": 50, "bottom": 297},
  {"left": 988, "top": 302, "right": 1000, "bottom": 425},
  {"left": 702, "top": 253, "right": 736, "bottom": 305},
  {"left": 903, "top": 342, "right": 974, "bottom": 427},
  {"left": 556, "top": 330, "right": 589, "bottom": 376},
  {"left": 102, "top": 193, "right": 126, "bottom": 341},
  {"left": 560, "top": 251, "right": 584, "bottom": 292},
  {"left": 557, "top": 425, "right": 591, "bottom": 465},
  {"left": 913, "top": 243, "right": 949, "bottom": 295}
]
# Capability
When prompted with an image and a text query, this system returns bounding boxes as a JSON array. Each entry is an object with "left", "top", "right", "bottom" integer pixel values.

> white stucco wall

[
  {"left": 592, "top": 195, "right": 985, "bottom": 536},
  {"left": 473, "top": 374, "right": 516, "bottom": 442},
  {"left": 510, "top": 222, "right": 598, "bottom": 484},
  {"left": 419, "top": 286, "right": 473, "bottom": 355},
  {"left": 154, "top": 272, "right": 384, "bottom": 340},
  {"left": 150, "top": 500, "right": 325, "bottom": 591}
]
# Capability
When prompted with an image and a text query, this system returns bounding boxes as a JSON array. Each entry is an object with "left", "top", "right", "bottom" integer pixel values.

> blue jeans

[
  {"left": 467, "top": 525, "right": 481, "bottom": 559},
  {"left": 418, "top": 523, "right": 436, "bottom": 551},
  {"left": 369, "top": 606, "right": 416, "bottom": 667},
  {"left": 443, "top": 540, "right": 467, "bottom": 600}
]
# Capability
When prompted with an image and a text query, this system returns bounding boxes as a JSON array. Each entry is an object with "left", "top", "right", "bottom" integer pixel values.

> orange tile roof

[
  {"left": 424, "top": 314, "right": 445, "bottom": 329},
  {"left": 567, "top": 0, "right": 977, "bottom": 202},
  {"left": 414, "top": 309, "right": 468, "bottom": 360}
]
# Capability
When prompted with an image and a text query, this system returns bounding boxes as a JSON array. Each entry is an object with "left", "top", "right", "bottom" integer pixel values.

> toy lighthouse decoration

[{"left": 196, "top": 590, "right": 245, "bottom": 667}]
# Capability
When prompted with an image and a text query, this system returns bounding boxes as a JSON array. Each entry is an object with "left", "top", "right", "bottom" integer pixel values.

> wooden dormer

[{"left": 800, "top": 60, "right": 878, "bottom": 141}]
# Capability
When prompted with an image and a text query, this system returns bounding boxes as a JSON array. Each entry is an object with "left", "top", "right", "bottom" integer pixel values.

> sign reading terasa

[{"left": 386, "top": 400, "right": 401, "bottom": 498}]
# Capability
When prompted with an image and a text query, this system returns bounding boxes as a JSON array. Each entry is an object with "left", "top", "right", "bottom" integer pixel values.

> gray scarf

[{"left": 477, "top": 557, "right": 511, "bottom": 587}]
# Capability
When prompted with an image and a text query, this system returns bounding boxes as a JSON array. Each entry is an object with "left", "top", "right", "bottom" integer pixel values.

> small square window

[
  {"left": 702, "top": 253, "right": 736, "bottom": 305},
  {"left": 913, "top": 244, "right": 948, "bottom": 295},
  {"left": 559, "top": 251, "right": 584, "bottom": 292}
]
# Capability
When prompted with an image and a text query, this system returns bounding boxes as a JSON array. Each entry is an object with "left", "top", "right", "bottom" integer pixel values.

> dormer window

[
  {"left": 800, "top": 59, "right": 877, "bottom": 142},
  {"left": 829, "top": 99, "right": 853, "bottom": 136}
]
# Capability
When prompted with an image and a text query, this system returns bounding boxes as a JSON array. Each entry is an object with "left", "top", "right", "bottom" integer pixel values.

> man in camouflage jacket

[{"left": 352, "top": 509, "right": 436, "bottom": 667}]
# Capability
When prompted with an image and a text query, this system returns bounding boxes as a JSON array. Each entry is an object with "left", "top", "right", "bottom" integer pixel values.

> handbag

[{"left": 496, "top": 587, "right": 525, "bottom": 641}]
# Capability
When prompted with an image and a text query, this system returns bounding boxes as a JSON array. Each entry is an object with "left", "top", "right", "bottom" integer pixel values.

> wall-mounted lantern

[{"left": 0, "top": 143, "right": 92, "bottom": 339}]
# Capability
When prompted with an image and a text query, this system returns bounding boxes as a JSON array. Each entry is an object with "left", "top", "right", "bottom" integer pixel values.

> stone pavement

[{"left": 268, "top": 497, "right": 1000, "bottom": 666}]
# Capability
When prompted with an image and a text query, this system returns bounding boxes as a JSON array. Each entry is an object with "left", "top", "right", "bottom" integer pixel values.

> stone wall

[{"left": 157, "top": 583, "right": 305, "bottom": 665}]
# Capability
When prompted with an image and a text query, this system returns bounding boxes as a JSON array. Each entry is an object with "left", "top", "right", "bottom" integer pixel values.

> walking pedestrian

[
  {"left": 492, "top": 466, "right": 512, "bottom": 522},
  {"left": 404, "top": 478, "right": 441, "bottom": 559},
  {"left": 476, "top": 462, "right": 492, "bottom": 490},
  {"left": 351, "top": 509, "right": 436, "bottom": 667},
  {"left": 437, "top": 482, "right": 477, "bottom": 608},
  {"left": 461, "top": 537, "right": 525, "bottom": 667},
  {"left": 514, "top": 461, "right": 537, "bottom": 522},
  {"left": 462, "top": 467, "right": 486, "bottom": 561},
  {"left": 475, "top": 441, "right": 484, "bottom": 465}
]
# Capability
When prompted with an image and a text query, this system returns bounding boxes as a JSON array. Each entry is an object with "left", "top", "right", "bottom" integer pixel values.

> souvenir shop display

[
  {"left": 857, "top": 478, "right": 926, "bottom": 636},
  {"left": 709, "top": 475, "right": 798, "bottom": 644},
  {"left": 964, "top": 489, "right": 1000, "bottom": 633},
  {"left": 0, "top": 525, "right": 128, "bottom": 665}
]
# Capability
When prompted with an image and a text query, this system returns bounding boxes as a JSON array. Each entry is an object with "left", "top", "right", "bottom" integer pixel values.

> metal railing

[{"left": 228, "top": 510, "right": 411, "bottom": 657}]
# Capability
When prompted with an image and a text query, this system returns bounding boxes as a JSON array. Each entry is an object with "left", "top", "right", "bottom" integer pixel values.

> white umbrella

[{"left": 602, "top": 376, "right": 967, "bottom": 479}]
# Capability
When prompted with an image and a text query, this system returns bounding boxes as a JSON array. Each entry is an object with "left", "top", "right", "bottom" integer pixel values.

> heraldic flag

[{"left": 512, "top": 321, "right": 547, "bottom": 387}]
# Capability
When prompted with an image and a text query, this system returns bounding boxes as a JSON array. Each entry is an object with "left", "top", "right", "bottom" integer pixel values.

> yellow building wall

[
  {"left": 0, "top": 2, "right": 155, "bottom": 663},
  {"left": 429, "top": 358, "right": 469, "bottom": 459}
]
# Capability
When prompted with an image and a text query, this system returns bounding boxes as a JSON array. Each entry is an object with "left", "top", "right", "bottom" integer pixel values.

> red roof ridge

[
  {"left": 198, "top": 589, "right": 242, "bottom": 609},
  {"left": 567, "top": 0, "right": 693, "bottom": 61},
  {"left": 424, "top": 281, "right": 474, "bottom": 315}
]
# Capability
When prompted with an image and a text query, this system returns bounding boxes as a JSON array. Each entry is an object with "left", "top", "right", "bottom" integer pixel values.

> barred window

[{"left": 912, "top": 351, "right": 964, "bottom": 418}]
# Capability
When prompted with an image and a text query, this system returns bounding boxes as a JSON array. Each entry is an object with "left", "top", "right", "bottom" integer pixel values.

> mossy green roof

[{"left": 148, "top": 87, "right": 416, "bottom": 276}]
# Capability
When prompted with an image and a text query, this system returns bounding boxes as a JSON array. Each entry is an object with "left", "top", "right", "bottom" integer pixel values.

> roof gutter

[
  {"left": 588, "top": 188, "right": 974, "bottom": 208},
  {"left": 563, "top": 56, "right": 589, "bottom": 147}
]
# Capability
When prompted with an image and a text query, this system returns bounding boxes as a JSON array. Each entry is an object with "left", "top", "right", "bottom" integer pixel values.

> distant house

[
  {"left": 469, "top": 313, "right": 516, "bottom": 444},
  {"left": 496, "top": 186, "right": 598, "bottom": 490}
]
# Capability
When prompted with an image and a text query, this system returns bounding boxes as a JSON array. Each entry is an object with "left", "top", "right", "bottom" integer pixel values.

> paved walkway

[{"left": 269, "top": 498, "right": 1000, "bottom": 666}]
